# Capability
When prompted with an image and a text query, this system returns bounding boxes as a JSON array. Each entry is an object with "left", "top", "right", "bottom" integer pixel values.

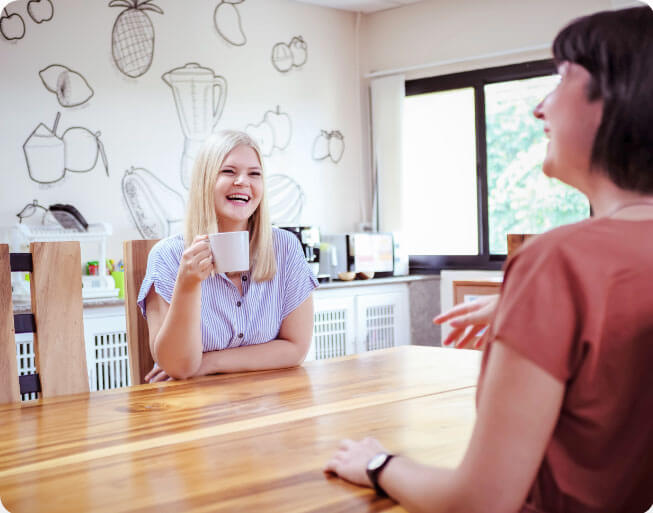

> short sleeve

[
  {"left": 491, "top": 242, "right": 586, "bottom": 383},
  {"left": 279, "top": 232, "right": 319, "bottom": 320},
  {"left": 136, "top": 237, "right": 182, "bottom": 319}
]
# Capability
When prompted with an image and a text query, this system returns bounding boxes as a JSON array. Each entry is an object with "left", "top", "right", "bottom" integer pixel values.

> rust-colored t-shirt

[{"left": 478, "top": 217, "right": 653, "bottom": 513}]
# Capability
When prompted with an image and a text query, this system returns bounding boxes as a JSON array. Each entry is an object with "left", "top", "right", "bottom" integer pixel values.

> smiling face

[
  {"left": 213, "top": 144, "right": 263, "bottom": 232},
  {"left": 533, "top": 62, "right": 604, "bottom": 191}
]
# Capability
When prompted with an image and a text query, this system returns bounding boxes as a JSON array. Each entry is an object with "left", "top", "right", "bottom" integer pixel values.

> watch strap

[{"left": 367, "top": 453, "right": 395, "bottom": 497}]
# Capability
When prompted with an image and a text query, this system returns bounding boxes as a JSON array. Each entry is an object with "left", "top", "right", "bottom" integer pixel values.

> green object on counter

[{"left": 111, "top": 271, "right": 125, "bottom": 299}]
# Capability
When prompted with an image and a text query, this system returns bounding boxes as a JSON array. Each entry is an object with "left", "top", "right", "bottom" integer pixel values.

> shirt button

[
  {"left": 242, "top": 275, "right": 247, "bottom": 281},
  {"left": 238, "top": 333, "right": 244, "bottom": 338},
  {"left": 236, "top": 301, "right": 242, "bottom": 307}
]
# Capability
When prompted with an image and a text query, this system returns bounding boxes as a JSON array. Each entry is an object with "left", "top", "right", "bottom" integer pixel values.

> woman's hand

[
  {"left": 177, "top": 235, "right": 214, "bottom": 288},
  {"left": 324, "top": 437, "right": 388, "bottom": 488},
  {"left": 144, "top": 364, "right": 174, "bottom": 383},
  {"left": 433, "top": 294, "right": 499, "bottom": 349}
]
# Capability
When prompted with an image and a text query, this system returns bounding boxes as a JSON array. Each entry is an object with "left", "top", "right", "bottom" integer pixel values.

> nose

[
  {"left": 533, "top": 99, "right": 545, "bottom": 120},
  {"left": 234, "top": 173, "right": 247, "bottom": 186}
]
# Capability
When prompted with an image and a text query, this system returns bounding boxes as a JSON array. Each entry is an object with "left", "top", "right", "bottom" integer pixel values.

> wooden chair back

[
  {"left": 0, "top": 242, "right": 88, "bottom": 404},
  {"left": 506, "top": 233, "right": 536, "bottom": 257},
  {"left": 123, "top": 239, "right": 159, "bottom": 385}
]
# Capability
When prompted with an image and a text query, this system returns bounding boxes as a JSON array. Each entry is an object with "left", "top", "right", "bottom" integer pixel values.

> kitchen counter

[
  {"left": 317, "top": 274, "right": 438, "bottom": 289},
  {"left": 12, "top": 296, "right": 124, "bottom": 314},
  {"left": 12, "top": 275, "right": 440, "bottom": 312}
]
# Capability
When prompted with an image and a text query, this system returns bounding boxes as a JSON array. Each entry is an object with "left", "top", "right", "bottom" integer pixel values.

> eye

[
  {"left": 249, "top": 171, "right": 262, "bottom": 177},
  {"left": 221, "top": 169, "right": 235, "bottom": 174}
]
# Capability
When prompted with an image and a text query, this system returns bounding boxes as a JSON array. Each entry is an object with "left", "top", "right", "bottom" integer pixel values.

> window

[{"left": 404, "top": 60, "right": 590, "bottom": 271}]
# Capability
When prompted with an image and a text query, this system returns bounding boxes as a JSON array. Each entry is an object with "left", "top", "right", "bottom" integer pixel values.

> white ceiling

[{"left": 293, "top": 0, "right": 426, "bottom": 14}]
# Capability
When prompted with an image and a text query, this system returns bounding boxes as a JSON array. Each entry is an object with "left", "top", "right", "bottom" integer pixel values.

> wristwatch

[{"left": 366, "top": 452, "right": 395, "bottom": 497}]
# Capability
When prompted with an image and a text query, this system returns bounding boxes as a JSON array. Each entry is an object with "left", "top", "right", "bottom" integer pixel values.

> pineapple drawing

[{"left": 109, "top": 0, "right": 163, "bottom": 78}]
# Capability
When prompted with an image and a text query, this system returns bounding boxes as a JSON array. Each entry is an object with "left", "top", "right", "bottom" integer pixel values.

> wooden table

[{"left": 0, "top": 346, "right": 480, "bottom": 513}]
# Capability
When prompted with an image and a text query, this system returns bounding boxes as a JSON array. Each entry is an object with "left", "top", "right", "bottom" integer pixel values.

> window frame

[{"left": 405, "top": 59, "right": 557, "bottom": 272}]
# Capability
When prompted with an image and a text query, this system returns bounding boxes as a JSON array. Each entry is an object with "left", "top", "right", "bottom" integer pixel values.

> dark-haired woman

[{"left": 325, "top": 7, "right": 653, "bottom": 513}]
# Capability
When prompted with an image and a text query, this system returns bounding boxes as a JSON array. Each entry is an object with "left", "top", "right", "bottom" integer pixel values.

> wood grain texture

[
  {"left": 123, "top": 239, "right": 159, "bottom": 385},
  {"left": 30, "top": 241, "right": 88, "bottom": 398},
  {"left": 0, "top": 346, "right": 480, "bottom": 512},
  {"left": 506, "top": 233, "right": 536, "bottom": 257},
  {"left": 0, "top": 244, "right": 20, "bottom": 404}
]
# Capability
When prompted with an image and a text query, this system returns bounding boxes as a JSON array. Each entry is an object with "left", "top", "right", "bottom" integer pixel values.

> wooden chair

[
  {"left": 123, "top": 239, "right": 159, "bottom": 385},
  {"left": 0, "top": 242, "right": 88, "bottom": 404},
  {"left": 506, "top": 233, "right": 536, "bottom": 257}
]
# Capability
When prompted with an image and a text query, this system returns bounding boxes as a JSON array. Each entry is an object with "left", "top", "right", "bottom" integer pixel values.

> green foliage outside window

[{"left": 486, "top": 76, "right": 589, "bottom": 254}]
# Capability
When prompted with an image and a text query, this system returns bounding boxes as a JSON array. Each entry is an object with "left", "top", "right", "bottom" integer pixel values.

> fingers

[
  {"left": 455, "top": 325, "right": 484, "bottom": 349},
  {"left": 433, "top": 301, "right": 478, "bottom": 324},
  {"left": 144, "top": 364, "right": 158, "bottom": 381},
  {"left": 442, "top": 326, "right": 466, "bottom": 346},
  {"left": 149, "top": 369, "right": 170, "bottom": 383}
]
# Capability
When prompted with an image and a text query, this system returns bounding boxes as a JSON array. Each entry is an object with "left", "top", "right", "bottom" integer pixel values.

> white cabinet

[
  {"left": 83, "top": 305, "right": 131, "bottom": 391},
  {"left": 306, "top": 283, "right": 410, "bottom": 361}
]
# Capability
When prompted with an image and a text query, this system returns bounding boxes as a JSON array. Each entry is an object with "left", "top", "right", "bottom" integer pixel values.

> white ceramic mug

[{"left": 209, "top": 231, "right": 249, "bottom": 273}]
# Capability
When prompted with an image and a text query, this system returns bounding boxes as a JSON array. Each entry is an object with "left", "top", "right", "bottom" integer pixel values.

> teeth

[{"left": 227, "top": 194, "right": 249, "bottom": 202}]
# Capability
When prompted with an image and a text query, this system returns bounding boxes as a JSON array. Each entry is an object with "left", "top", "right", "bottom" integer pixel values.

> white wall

[
  {"left": 360, "top": 0, "right": 621, "bottom": 80},
  {"left": 0, "top": 0, "right": 365, "bottom": 259}
]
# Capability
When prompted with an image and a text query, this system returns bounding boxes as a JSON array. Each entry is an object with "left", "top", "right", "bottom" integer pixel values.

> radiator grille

[
  {"left": 16, "top": 338, "right": 38, "bottom": 401},
  {"left": 365, "top": 304, "right": 396, "bottom": 351},
  {"left": 313, "top": 309, "right": 348, "bottom": 359},
  {"left": 15, "top": 329, "right": 130, "bottom": 401},
  {"left": 91, "top": 331, "right": 131, "bottom": 391}
]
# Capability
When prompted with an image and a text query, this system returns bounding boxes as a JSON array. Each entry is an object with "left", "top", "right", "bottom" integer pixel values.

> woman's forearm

[
  {"left": 379, "top": 457, "right": 471, "bottom": 513},
  {"left": 196, "top": 338, "right": 307, "bottom": 375},
  {"left": 153, "top": 281, "right": 204, "bottom": 379}
]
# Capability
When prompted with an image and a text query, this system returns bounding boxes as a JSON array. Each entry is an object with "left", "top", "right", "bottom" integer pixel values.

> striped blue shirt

[{"left": 137, "top": 227, "right": 318, "bottom": 352}]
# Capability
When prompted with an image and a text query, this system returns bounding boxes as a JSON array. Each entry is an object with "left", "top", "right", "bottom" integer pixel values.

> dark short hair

[{"left": 553, "top": 6, "right": 653, "bottom": 192}]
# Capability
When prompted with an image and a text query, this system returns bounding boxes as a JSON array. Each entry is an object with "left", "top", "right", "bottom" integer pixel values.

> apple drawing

[
  {"left": 312, "top": 130, "right": 330, "bottom": 161},
  {"left": 271, "top": 42, "right": 293, "bottom": 73},
  {"left": 328, "top": 131, "right": 345, "bottom": 163},
  {"left": 290, "top": 36, "right": 308, "bottom": 68},
  {"left": 264, "top": 106, "right": 292, "bottom": 150},
  {"left": 27, "top": 0, "right": 54, "bottom": 24},
  {"left": 246, "top": 121, "right": 275, "bottom": 156},
  {"left": 0, "top": 8, "right": 26, "bottom": 40}
]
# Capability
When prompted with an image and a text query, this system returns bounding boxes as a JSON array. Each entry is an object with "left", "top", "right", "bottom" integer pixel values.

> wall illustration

[
  {"left": 110, "top": 0, "right": 163, "bottom": 78},
  {"left": 1, "top": 7, "right": 25, "bottom": 40},
  {"left": 214, "top": 0, "right": 246, "bottom": 46},
  {"left": 23, "top": 112, "right": 109, "bottom": 185},
  {"left": 27, "top": 0, "right": 54, "bottom": 23},
  {"left": 39, "top": 64, "right": 94, "bottom": 107},
  {"left": 312, "top": 130, "right": 344, "bottom": 163},
  {"left": 271, "top": 36, "right": 307, "bottom": 73},
  {"left": 121, "top": 167, "right": 185, "bottom": 239},
  {"left": 162, "top": 62, "right": 228, "bottom": 189},
  {"left": 267, "top": 174, "right": 304, "bottom": 225},
  {"left": 245, "top": 105, "right": 291, "bottom": 157}
]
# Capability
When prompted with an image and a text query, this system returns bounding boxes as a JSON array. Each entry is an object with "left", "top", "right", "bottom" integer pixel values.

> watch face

[{"left": 368, "top": 453, "right": 388, "bottom": 471}]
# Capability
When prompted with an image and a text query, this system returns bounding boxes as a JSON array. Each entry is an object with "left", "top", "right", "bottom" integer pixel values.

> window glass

[
  {"left": 485, "top": 75, "right": 589, "bottom": 254},
  {"left": 403, "top": 88, "right": 478, "bottom": 255}
]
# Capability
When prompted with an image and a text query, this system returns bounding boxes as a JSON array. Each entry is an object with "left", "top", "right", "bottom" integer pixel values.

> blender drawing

[{"left": 162, "top": 63, "right": 228, "bottom": 189}]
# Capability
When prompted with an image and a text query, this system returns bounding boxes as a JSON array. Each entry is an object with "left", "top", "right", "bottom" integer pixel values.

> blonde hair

[{"left": 184, "top": 130, "right": 276, "bottom": 282}]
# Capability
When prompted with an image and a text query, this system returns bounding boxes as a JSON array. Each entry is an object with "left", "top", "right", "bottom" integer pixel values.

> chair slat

[
  {"left": 0, "top": 244, "right": 20, "bottom": 404},
  {"left": 14, "top": 313, "right": 36, "bottom": 334},
  {"left": 30, "top": 241, "right": 89, "bottom": 397},
  {"left": 19, "top": 374, "right": 42, "bottom": 395},
  {"left": 124, "top": 240, "right": 159, "bottom": 385},
  {"left": 9, "top": 252, "right": 33, "bottom": 272}
]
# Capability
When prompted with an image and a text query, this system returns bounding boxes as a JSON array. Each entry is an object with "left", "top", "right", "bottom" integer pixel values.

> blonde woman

[{"left": 137, "top": 130, "right": 318, "bottom": 381}]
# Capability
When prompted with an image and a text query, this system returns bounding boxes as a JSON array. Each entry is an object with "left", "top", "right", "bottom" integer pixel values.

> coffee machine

[{"left": 278, "top": 226, "right": 324, "bottom": 279}]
